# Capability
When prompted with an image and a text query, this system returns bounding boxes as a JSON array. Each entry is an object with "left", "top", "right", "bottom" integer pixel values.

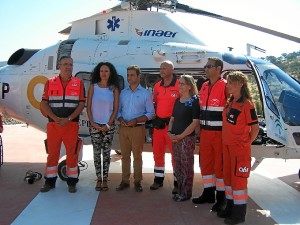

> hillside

[{"left": 262, "top": 51, "right": 300, "bottom": 81}]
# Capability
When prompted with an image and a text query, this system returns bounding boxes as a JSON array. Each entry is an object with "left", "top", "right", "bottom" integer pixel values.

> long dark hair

[{"left": 90, "top": 62, "right": 119, "bottom": 90}]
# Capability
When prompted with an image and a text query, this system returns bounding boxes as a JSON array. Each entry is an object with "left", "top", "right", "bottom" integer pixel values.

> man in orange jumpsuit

[
  {"left": 40, "top": 56, "right": 85, "bottom": 193},
  {"left": 192, "top": 57, "right": 227, "bottom": 212},
  {"left": 151, "top": 60, "right": 179, "bottom": 192}
]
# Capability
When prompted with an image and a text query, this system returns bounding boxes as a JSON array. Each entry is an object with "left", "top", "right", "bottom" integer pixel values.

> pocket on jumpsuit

[{"left": 235, "top": 157, "right": 251, "bottom": 178}]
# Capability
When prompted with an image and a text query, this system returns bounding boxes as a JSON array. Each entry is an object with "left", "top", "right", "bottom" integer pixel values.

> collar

[
  {"left": 207, "top": 77, "right": 221, "bottom": 86},
  {"left": 59, "top": 74, "right": 72, "bottom": 82},
  {"left": 160, "top": 75, "right": 177, "bottom": 87}
]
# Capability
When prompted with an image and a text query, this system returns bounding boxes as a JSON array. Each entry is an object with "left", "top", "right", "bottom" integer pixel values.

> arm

[
  {"left": 102, "top": 87, "right": 120, "bottom": 131},
  {"left": 127, "top": 90, "right": 155, "bottom": 126},
  {"left": 40, "top": 100, "right": 60, "bottom": 123},
  {"left": 108, "top": 87, "right": 119, "bottom": 126},
  {"left": 86, "top": 84, "right": 101, "bottom": 130},
  {"left": 250, "top": 123, "right": 259, "bottom": 143},
  {"left": 0, "top": 115, "right": 3, "bottom": 133},
  {"left": 58, "top": 80, "right": 85, "bottom": 126},
  {"left": 173, "top": 119, "right": 199, "bottom": 141},
  {"left": 40, "top": 80, "right": 60, "bottom": 123}
]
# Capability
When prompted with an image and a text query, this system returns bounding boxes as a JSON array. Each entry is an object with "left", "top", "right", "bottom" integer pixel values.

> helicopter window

[
  {"left": 262, "top": 69, "right": 300, "bottom": 126},
  {"left": 75, "top": 72, "right": 91, "bottom": 99},
  {"left": 47, "top": 56, "right": 54, "bottom": 70},
  {"left": 118, "top": 40, "right": 130, "bottom": 45},
  {"left": 56, "top": 39, "right": 76, "bottom": 69},
  {"left": 293, "top": 132, "right": 300, "bottom": 145}
]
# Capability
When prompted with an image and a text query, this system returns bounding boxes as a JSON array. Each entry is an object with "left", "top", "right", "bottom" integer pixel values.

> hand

[
  {"left": 56, "top": 117, "right": 69, "bottom": 127},
  {"left": 169, "top": 133, "right": 183, "bottom": 142},
  {"left": 120, "top": 118, "right": 128, "bottom": 127},
  {"left": 126, "top": 119, "right": 137, "bottom": 127},
  {"left": 168, "top": 133, "right": 178, "bottom": 142},
  {"left": 91, "top": 122, "right": 102, "bottom": 131}
]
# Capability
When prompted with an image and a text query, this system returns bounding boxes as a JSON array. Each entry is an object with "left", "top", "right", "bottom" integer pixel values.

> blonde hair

[
  {"left": 227, "top": 71, "right": 253, "bottom": 102},
  {"left": 180, "top": 75, "right": 198, "bottom": 96}
]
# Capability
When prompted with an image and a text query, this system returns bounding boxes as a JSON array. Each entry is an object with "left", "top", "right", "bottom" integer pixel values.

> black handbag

[{"left": 152, "top": 117, "right": 170, "bottom": 130}]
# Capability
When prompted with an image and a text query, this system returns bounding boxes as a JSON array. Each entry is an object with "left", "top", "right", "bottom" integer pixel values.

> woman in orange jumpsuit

[{"left": 218, "top": 71, "right": 259, "bottom": 225}]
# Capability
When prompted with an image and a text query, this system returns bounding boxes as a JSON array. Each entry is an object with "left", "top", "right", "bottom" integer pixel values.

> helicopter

[{"left": 0, "top": 0, "right": 299, "bottom": 178}]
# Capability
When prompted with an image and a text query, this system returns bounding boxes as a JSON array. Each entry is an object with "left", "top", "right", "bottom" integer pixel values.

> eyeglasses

[
  {"left": 178, "top": 82, "right": 187, "bottom": 86},
  {"left": 204, "top": 65, "right": 216, "bottom": 69}
]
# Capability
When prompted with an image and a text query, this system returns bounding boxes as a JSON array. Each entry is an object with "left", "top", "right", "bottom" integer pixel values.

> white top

[{"left": 91, "top": 84, "right": 114, "bottom": 124}]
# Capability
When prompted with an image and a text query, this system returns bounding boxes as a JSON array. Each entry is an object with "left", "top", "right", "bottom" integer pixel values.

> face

[
  {"left": 160, "top": 63, "right": 173, "bottom": 80},
  {"left": 204, "top": 60, "right": 219, "bottom": 80},
  {"left": 59, "top": 58, "right": 73, "bottom": 78},
  {"left": 127, "top": 69, "right": 140, "bottom": 86},
  {"left": 226, "top": 78, "right": 243, "bottom": 96},
  {"left": 178, "top": 78, "right": 191, "bottom": 96},
  {"left": 100, "top": 65, "right": 110, "bottom": 81}
]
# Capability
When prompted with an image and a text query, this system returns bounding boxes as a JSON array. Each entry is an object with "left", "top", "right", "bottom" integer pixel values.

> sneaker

[
  {"left": 68, "top": 185, "right": 77, "bottom": 193},
  {"left": 134, "top": 182, "right": 143, "bottom": 192},
  {"left": 40, "top": 183, "right": 55, "bottom": 193},
  {"left": 116, "top": 181, "right": 130, "bottom": 191},
  {"left": 150, "top": 182, "right": 163, "bottom": 190},
  {"left": 173, "top": 194, "right": 191, "bottom": 202}
]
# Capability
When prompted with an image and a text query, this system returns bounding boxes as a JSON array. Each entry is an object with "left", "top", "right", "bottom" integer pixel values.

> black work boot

[
  {"left": 211, "top": 191, "right": 226, "bottom": 212},
  {"left": 192, "top": 186, "right": 216, "bottom": 204},
  {"left": 40, "top": 177, "right": 57, "bottom": 192},
  {"left": 150, "top": 176, "right": 164, "bottom": 190},
  {"left": 217, "top": 199, "right": 233, "bottom": 218},
  {"left": 224, "top": 204, "right": 247, "bottom": 225}
]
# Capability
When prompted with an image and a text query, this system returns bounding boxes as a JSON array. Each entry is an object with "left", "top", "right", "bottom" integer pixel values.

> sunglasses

[{"left": 204, "top": 65, "right": 217, "bottom": 69}]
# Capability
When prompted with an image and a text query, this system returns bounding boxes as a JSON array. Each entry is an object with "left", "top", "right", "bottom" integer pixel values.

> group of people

[{"left": 40, "top": 56, "right": 259, "bottom": 225}]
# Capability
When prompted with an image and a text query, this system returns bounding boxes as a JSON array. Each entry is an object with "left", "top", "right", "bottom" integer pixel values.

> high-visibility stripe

[
  {"left": 216, "top": 178, "right": 225, "bottom": 191},
  {"left": 49, "top": 103, "right": 79, "bottom": 108},
  {"left": 202, "top": 174, "right": 216, "bottom": 188},
  {"left": 67, "top": 166, "right": 78, "bottom": 178},
  {"left": 49, "top": 96, "right": 79, "bottom": 101},
  {"left": 200, "top": 120, "right": 223, "bottom": 127},
  {"left": 200, "top": 106, "right": 224, "bottom": 111},
  {"left": 154, "top": 167, "right": 165, "bottom": 177},
  {"left": 45, "top": 166, "right": 58, "bottom": 178},
  {"left": 225, "top": 186, "right": 233, "bottom": 200},
  {"left": 233, "top": 189, "right": 248, "bottom": 204}
]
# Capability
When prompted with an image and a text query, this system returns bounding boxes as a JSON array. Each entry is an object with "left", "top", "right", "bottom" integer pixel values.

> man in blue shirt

[{"left": 116, "top": 65, "right": 155, "bottom": 192}]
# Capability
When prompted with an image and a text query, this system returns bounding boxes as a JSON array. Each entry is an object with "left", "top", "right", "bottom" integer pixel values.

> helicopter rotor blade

[{"left": 175, "top": 3, "right": 300, "bottom": 44}]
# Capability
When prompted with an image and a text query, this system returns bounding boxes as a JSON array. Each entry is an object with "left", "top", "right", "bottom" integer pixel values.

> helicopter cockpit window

[{"left": 262, "top": 69, "right": 300, "bottom": 126}]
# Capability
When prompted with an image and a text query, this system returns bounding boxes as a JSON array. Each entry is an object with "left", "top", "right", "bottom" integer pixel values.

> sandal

[
  {"left": 101, "top": 178, "right": 109, "bottom": 191},
  {"left": 95, "top": 179, "right": 102, "bottom": 191}
]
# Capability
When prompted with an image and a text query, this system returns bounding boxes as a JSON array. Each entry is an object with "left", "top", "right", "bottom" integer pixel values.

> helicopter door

[{"left": 247, "top": 58, "right": 300, "bottom": 149}]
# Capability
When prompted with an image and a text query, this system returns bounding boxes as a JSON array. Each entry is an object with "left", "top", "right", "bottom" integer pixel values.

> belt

[{"left": 129, "top": 124, "right": 144, "bottom": 128}]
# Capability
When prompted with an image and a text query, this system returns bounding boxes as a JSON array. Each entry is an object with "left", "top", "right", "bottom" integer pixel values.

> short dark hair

[
  {"left": 127, "top": 65, "right": 141, "bottom": 75},
  {"left": 59, "top": 56, "right": 72, "bottom": 63},
  {"left": 208, "top": 57, "right": 223, "bottom": 71}
]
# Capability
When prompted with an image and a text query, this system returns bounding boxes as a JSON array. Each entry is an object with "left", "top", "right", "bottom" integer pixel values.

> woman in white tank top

[{"left": 87, "top": 62, "right": 120, "bottom": 191}]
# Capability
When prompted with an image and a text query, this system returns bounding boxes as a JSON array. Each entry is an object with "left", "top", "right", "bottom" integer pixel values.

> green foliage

[{"left": 262, "top": 51, "right": 300, "bottom": 81}]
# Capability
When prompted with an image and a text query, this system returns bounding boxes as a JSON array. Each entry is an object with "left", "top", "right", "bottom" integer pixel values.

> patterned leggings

[
  {"left": 173, "top": 135, "right": 196, "bottom": 199},
  {"left": 89, "top": 124, "right": 115, "bottom": 179}
]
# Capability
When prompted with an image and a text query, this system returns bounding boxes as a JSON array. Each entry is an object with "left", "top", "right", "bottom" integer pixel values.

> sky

[{"left": 0, "top": 0, "right": 299, "bottom": 62}]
